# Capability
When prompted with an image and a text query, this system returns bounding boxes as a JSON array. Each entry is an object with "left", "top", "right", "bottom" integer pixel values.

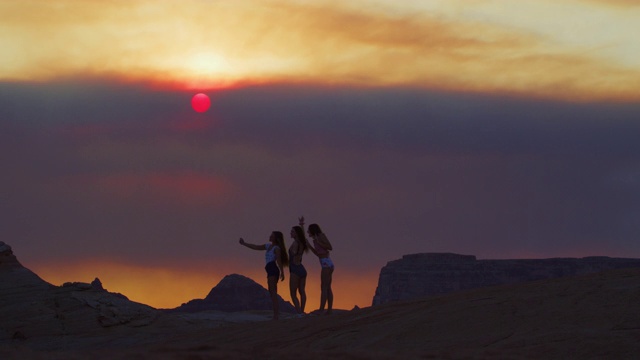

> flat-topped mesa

[{"left": 372, "top": 253, "right": 640, "bottom": 306}]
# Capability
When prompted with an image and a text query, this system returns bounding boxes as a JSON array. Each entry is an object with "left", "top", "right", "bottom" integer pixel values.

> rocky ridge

[
  {"left": 373, "top": 252, "right": 640, "bottom": 305},
  {"left": 170, "top": 273, "right": 296, "bottom": 313},
  {"left": 0, "top": 242, "right": 293, "bottom": 349},
  {"left": 0, "top": 242, "right": 158, "bottom": 347}
]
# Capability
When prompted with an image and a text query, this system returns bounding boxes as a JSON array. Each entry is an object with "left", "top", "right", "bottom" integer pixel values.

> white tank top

[{"left": 265, "top": 244, "right": 278, "bottom": 264}]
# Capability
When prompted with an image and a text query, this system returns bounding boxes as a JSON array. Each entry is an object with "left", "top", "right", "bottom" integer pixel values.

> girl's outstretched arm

[{"left": 239, "top": 238, "right": 266, "bottom": 250}]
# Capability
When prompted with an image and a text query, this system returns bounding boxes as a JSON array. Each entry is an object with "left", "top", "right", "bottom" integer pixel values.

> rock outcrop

[
  {"left": 0, "top": 241, "right": 158, "bottom": 347},
  {"left": 372, "top": 252, "right": 640, "bottom": 305},
  {"left": 171, "top": 274, "right": 296, "bottom": 313}
]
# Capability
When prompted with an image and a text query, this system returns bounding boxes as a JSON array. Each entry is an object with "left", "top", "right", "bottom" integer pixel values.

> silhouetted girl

[
  {"left": 239, "top": 231, "right": 288, "bottom": 320},
  {"left": 301, "top": 218, "right": 334, "bottom": 315},
  {"left": 289, "top": 221, "right": 309, "bottom": 315}
]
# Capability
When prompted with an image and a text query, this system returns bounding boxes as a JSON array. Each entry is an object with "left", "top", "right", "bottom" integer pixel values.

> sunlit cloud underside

[{"left": 1, "top": 0, "right": 639, "bottom": 101}]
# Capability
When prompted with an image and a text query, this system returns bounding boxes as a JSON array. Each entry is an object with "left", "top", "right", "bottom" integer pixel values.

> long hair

[
  {"left": 307, "top": 223, "right": 323, "bottom": 237},
  {"left": 292, "top": 226, "right": 308, "bottom": 253},
  {"left": 308, "top": 224, "right": 331, "bottom": 251},
  {"left": 272, "top": 231, "right": 289, "bottom": 267}
]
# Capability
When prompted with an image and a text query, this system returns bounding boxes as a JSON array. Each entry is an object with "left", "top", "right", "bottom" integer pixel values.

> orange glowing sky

[
  {"left": 27, "top": 259, "right": 378, "bottom": 310},
  {"left": 1, "top": 0, "right": 639, "bottom": 100}
]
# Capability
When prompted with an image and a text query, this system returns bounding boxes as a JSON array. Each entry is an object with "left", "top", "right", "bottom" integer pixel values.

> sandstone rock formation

[
  {"left": 372, "top": 252, "right": 640, "bottom": 305},
  {"left": 1, "top": 240, "right": 296, "bottom": 350},
  {"left": 0, "top": 241, "right": 158, "bottom": 347},
  {"left": 3, "top": 241, "right": 640, "bottom": 358},
  {"left": 7, "top": 267, "right": 637, "bottom": 359},
  {"left": 171, "top": 273, "right": 296, "bottom": 313}
]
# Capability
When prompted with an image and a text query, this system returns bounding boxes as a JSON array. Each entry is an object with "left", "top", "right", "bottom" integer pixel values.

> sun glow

[
  {"left": 2, "top": 0, "right": 640, "bottom": 98},
  {"left": 187, "top": 53, "right": 231, "bottom": 76}
]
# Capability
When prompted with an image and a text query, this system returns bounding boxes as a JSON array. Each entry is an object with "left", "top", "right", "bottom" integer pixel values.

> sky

[{"left": 2, "top": 0, "right": 640, "bottom": 310}]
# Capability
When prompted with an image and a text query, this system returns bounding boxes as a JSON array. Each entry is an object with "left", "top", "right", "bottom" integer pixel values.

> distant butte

[{"left": 373, "top": 252, "right": 640, "bottom": 305}]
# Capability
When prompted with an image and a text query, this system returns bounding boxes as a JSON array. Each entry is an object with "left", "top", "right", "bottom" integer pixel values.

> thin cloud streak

[{"left": 581, "top": 0, "right": 640, "bottom": 7}]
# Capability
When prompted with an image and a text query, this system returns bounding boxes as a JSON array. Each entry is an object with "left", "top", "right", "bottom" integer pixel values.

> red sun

[{"left": 191, "top": 93, "right": 211, "bottom": 113}]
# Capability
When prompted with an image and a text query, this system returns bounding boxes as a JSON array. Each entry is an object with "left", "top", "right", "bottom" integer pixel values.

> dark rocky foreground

[
  {"left": 0, "top": 241, "right": 159, "bottom": 347},
  {"left": 3, "top": 266, "right": 640, "bottom": 359},
  {"left": 0, "top": 241, "right": 293, "bottom": 350},
  {"left": 373, "top": 252, "right": 640, "bottom": 305}
]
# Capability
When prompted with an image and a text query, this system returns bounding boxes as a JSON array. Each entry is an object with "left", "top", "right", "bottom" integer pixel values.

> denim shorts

[
  {"left": 320, "top": 257, "right": 334, "bottom": 269},
  {"left": 265, "top": 261, "right": 280, "bottom": 278},
  {"left": 289, "top": 263, "right": 307, "bottom": 278}
]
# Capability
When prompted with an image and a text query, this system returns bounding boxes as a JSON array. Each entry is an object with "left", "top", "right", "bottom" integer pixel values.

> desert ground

[{"left": 2, "top": 267, "right": 639, "bottom": 359}]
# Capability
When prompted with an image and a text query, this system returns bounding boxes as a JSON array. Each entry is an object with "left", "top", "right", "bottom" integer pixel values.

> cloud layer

[
  {"left": 2, "top": 0, "right": 639, "bottom": 100},
  {"left": 4, "top": 81, "right": 640, "bottom": 263}
]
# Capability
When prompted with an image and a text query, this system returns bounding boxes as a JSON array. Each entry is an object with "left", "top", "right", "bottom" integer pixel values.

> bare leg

[
  {"left": 289, "top": 273, "right": 301, "bottom": 313},
  {"left": 267, "top": 276, "right": 279, "bottom": 320},
  {"left": 319, "top": 274, "right": 326, "bottom": 312},
  {"left": 326, "top": 268, "right": 333, "bottom": 314},
  {"left": 299, "top": 275, "right": 307, "bottom": 313},
  {"left": 320, "top": 267, "right": 333, "bottom": 313}
]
